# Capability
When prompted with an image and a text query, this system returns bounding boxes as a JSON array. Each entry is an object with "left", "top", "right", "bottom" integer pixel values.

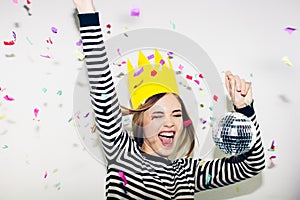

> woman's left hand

[{"left": 225, "top": 71, "right": 253, "bottom": 109}]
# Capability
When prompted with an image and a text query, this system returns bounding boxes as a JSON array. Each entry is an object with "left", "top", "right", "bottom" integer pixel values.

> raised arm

[
  {"left": 194, "top": 105, "right": 265, "bottom": 191},
  {"left": 194, "top": 72, "right": 265, "bottom": 191},
  {"left": 74, "top": 0, "right": 126, "bottom": 160}
]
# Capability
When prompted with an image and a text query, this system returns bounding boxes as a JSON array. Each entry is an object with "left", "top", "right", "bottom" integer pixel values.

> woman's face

[{"left": 141, "top": 93, "right": 183, "bottom": 159}]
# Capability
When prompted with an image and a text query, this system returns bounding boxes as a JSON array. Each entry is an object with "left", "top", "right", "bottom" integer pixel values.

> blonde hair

[{"left": 121, "top": 93, "right": 196, "bottom": 159}]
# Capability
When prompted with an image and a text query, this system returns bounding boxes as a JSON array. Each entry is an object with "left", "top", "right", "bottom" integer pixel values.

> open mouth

[{"left": 158, "top": 131, "right": 175, "bottom": 146}]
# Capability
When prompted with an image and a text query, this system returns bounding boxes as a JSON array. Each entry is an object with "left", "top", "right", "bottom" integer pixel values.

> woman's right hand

[{"left": 73, "top": 0, "right": 95, "bottom": 13}]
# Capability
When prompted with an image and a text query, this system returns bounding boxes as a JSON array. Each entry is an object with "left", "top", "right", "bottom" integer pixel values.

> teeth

[{"left": 159, "top": 132, "right": 174, "bottom": 138}]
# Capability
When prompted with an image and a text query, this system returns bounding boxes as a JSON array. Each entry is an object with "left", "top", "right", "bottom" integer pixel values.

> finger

[
  {"left": 234, "top": 75, "right": 241, "bottom": 92},
  {"left": 229, "top": 75, "right": 236, "bottom": 98},
  {"left": 244, "top": 82, "right": 252, "bottom": 96},
  {"left": 240, "top": 79, "right": 246, "bottom": 95}
]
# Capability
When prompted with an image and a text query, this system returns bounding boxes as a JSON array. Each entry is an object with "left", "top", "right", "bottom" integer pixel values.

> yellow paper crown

[{"left": 127, "top": 49, "right": 179, "bottom": 109}]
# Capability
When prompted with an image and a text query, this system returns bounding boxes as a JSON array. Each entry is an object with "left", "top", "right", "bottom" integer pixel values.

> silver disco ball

[{"left": 212, "top": 112, "right": 256, "bottom": 155}]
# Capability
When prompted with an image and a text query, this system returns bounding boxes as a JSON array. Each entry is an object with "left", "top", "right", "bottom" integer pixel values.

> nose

[{"left": 163, "top": 115, "right": 175, "bottom": 128}]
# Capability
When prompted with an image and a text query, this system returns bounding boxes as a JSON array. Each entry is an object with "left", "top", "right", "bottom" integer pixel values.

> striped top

[{"left": 77, "top": 12, "right": 265, "bottom": 199}]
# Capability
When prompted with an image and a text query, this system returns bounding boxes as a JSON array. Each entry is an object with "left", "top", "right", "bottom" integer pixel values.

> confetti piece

[
  {"left": 75, "top": 48, "right": 85, "bottom": 60},
  {"left": 117, "top": 48, "right": 121, "bottom": 56},
  {"left": 44, "top": 171, "right": 48, "bottom": 179},
  {"left": 130, "top": 6, "right": 140, "bottom": 17},
  {"left": 150, "top": 70, "right": 157, "bottom": 77},
  {"left": 209, "top": 106, "right": 213, "bottom": 111},
  {"left": 194, "top": 80, "right": 200, "bottom": 85},
  {"left": 2, "top": 145, "right": 8, "bottom": 149},
  {"left": 284, "top": 27, "right": 296, "bottom": 34},
  {"left": 12, "top": 31, "right": 17, "bottom": 41},
  {"left": 183, "top": 119, "right": 192, "bottom": 127},
  {"left": 178, "top": 64, "right": 184, "bottom": 70},
  {"left": 199, "top": 104, "right": 204, "bottom": 108},
  {"left": 23, "top": 5, "right": 32, "bottom": 16},
  {"left": 159, "top": 59, "right": 165, "bottom": 65},
  {"left": 106, "top": 24, "right": 111, "bottom": 29},
  {"left": 281, "top": 56, "right": 293, "bottom": 67},
  {"left": 147, "top": 54, "right": 154, "bottom": 60},
  {"left": 4, "top": 40, "right": 15, "bottom": 45},
  {"left": 278, "top": 94, "right": 290, "bottom": 103},
  {"left": 53, "top": 168, "right": 58, "bottom": 173},
  {"left": 40, "top": 55, "right": 51, "bottom": 59},
  {"left": 170, "top": 20, "right": 176, "bottom": 29},
  {"left": 268, "top": 140, "right": 276, "bottom": 151},
  {"left": 202, "top": 119, "right": 207, "bottom": 124},
  {"left": 250, "top": 73, "right": 253, "bottom": 78},
  {"left": 76, "top": 39, "right": 82, "bottom": 46},
  {"left": 209, "top": 116, "right": 215, "bottom": 121},
  {"left": 83, "top": 113, "right": 90, "bottom": 118},
  {"left": 4, "top": 95, "right": 14, "bottom": 101},
  {"left": 12, "top": 0, "right": 18, "bottom": 4},
  {"left": 213, "top": 95, "right": 218, "bottom": 102},
  {"left": 42, "top": 88, "right": 47, "bottom": 93},
  {"left": 186, "top": 75, "right": 193, "bottom": 80},
  {"left": 26, "top": 0, "right": 31, "bottom": 4},
  {"left": 268, "top": 155, "right": 277, "bottom": 168},
  {"left": 205, "top": 174, "right": 211, "bottom": 185},
  {"left": 236, "top": 186, "right": 240, "bottom": 192},
  {"left": 56, "top": 90, "right": 62, "bottom": 96},
  {"left": 26, "top": 36, "right": 33, "bottom": 45},
  {"left": 118, "top": 171, "right": 127, "bottom": 185},
  {"left": 167, "top": 52, "right": 174, "bottom": 56},
  {"left": 134, "top": 67, "right": 144, "bottom": 77},
  {"left": 34, "top": 108, "right": 39, "bottom": 118},
  {"left": 199, "top": 74, "right": 204, "bottom": 78},
  {"left": 0, "top": 114, "right": 6, "bottom": 120},
  {"left": 199, "top": 161, "right": 205, "bottom": 166},
  {"left": 46, "top": 37, "right": 53, "bottom": 44},
  {"left": 51, "top": 27, "right": 58, "bottom": 34},
  {"left": 100, "top": 94, "right": 109, "bottom": 100},
  {"left": 5, "top": 53, "right": 15, "bottom": 58}
]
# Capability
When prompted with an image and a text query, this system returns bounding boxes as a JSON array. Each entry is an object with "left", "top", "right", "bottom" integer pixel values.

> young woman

[{"left": 73, "top": 0, "right": 265, "bottom": 199}]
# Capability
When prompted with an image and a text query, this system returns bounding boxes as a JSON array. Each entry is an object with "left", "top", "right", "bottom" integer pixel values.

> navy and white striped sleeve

[
  {"left": 194, "top": 106, "right": 265, "bottom": 191},
  {"left": 77, "top": 12, "right": 127, "bottom": 160}
]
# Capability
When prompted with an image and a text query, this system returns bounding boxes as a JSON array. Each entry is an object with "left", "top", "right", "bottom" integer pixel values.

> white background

[{"left": 1, "top": 0, "right": 300, "bottom": 199}]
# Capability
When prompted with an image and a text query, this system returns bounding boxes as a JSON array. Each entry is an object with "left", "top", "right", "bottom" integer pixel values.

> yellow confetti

[
  {"left": 74, "top": 48, "right": 85, "bottom": 61},
  {"left": 281, "top": 56, "right": 293, "bottom": 67},
  {"left": 0, "top": 114, "right": 6, "bottom": 120}
]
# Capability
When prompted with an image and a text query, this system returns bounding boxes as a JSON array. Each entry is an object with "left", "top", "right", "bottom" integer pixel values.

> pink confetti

[
  {"left": 199, "top": 74, "right": 204, "bottom": 78},
  {"left": 183, "top": 119, "right": 192, "bottom": 127},
  {"left": 12, "top": 0, "right": 18, "bottom": 4},
  {"left": 118, "top": 171, "right": 127, "bottom": 185},
  {"left": 34, "top": 108, "right": 39, "bottom": 118},
  {"left": 213, "top": 95, "right": 218, "bottom": 102},
  {"left": 40, "top": 55, "right": 51, "bottom": 59},
  {"left": 284, "top": 27, "right": 296, "bottom": 34},
  {"left": 4, "top": 95, "right": 14, "bottom": 101},
  {"left": 194, "top": 80, "right": 200, "bottom": 85},
  {"left": 178, "top": 64, "right": 184, "bottom": 70},
  {"left": 151, "top": 70, "right": 157, "bottom": 77},
  {"left": 117, "top": 48, "right": 121, "bottom": 56},
  {"left": 44, "top": 171, "right": 48, "bottom": 179}
]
